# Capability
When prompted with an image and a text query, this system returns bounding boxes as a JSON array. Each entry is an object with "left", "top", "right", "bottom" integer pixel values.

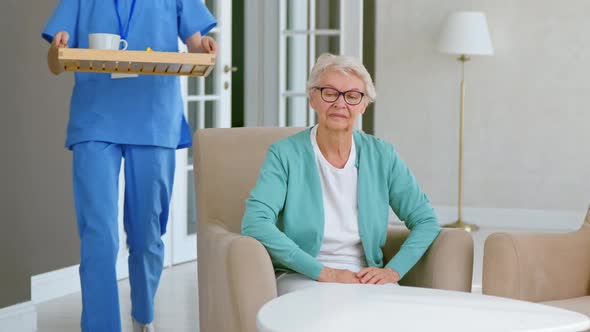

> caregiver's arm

[
  {"left": 47, "top": 31, "right": 69, "bottom": 75},
  {"left": 185, "top": 32, "right": 217, "bottom": 54}
]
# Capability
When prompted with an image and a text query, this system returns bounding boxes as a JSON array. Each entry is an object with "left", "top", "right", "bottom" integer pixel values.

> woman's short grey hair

[{"left": 306, "top": 53, "right": 376, "bottom": 103}]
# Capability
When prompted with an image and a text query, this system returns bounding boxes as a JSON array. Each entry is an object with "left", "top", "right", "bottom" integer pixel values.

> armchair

[
  {"left": 483, "top": 206, "right": 590, "bottom": 317},
  {"left": 193, "top": 127, "right": 474, "bottom": 332}
]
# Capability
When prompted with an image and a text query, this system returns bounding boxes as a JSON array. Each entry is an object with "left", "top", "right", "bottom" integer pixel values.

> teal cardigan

[{"left": 241, "top": 128, "right": 440, "bottom": 281}]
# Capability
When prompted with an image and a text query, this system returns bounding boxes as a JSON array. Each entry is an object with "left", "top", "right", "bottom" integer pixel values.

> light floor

[
  {"left": 35, "top": 232, "right": 487, "bottom": 332},
  {"left": 36, "top": 262, "right": 199, "bottom": 332},
  {"left": 35, "top": 227, "right": 546, "bottom": 331}
]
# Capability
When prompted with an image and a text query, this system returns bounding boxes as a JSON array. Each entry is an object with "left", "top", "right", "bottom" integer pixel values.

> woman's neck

[{"left": 316, "top": 125, "right": 353, "bottom": 169}]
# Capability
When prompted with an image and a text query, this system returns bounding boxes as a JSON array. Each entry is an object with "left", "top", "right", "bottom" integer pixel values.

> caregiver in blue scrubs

[{"left": 43, "top": 1, "right": 216, "bottom": 331}]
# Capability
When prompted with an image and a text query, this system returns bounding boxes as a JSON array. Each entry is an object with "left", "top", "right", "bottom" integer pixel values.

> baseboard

[
  {"left": 31, "top": 257, "right": 131, "bottom": 304},
  {"left": 390, "top": 205, "right": 585, "bottom": 231},
  {"left": 31, "top": 265, "right": 80, "bottom": 304},
  {"left": 0, "top": 302, "right": 37, "bottom": 332}
]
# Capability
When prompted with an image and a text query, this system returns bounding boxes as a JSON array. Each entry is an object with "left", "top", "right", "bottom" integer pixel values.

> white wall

[{"left": 375, "top": 0, "right": 590, "bottom": 216}]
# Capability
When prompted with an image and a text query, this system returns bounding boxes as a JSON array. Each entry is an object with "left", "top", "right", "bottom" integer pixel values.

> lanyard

[{"left": 114, "top": 0, "right": 137, "bottom": 40}]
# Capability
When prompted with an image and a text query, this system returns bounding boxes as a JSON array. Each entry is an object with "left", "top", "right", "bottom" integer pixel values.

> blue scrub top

[{"left": 42, "top": 0, "right": 217, "bottom": 149}]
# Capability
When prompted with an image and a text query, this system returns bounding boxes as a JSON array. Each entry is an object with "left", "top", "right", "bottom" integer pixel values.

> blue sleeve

[
  {"left": 241, "top": 144, "right": 324, "bottom": 280},
  {"left": 42, "top": 0, "right": 79, "bottom": 47},
  {"left": 384, "top": 144, "right": 441, "bottom": 278},
  {"left": 176, "top": 0, "right": 217, "bottom": 42}
]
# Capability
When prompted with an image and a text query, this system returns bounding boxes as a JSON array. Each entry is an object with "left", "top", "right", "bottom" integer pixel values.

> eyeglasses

[{"left": 313, "top": 86, "right": 365, "bottom": 106}]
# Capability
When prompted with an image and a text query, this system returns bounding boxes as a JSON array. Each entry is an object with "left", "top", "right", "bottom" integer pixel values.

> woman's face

[{"left": 309, "top": 70, "right": 368, "bottom": 132}]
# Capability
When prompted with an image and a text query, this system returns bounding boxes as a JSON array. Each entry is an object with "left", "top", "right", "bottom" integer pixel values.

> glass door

[
  {"left": 170, "top": 0, "right": 233, "bottom": 264},
  {"left": 280, "top": 0, "right": 341, "bottom": 127},
  {"left": 245, "top": 0, "right": 364, "bottom": 128}
]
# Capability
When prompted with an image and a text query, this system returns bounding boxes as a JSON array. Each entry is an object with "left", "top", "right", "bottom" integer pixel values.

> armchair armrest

[
  {"left": 198, "top": 222, "right": 277, "bottom": 332},
  {"left": 383, "top": 226, "right": 474, "bottom": 292},
  {"left": 482, "top": 226, "right": 590, "bottom": 302}
]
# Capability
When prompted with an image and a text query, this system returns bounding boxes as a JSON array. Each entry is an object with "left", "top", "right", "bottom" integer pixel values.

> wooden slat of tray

[
  {"left": 58, "top": 48, "right": 216, "bottom": 77},
  {"left": 117, "top": 61, "right": 130, "bottom": 71},
  {"left": 179, "top": 64, "right": 195, "bottom": 74}
]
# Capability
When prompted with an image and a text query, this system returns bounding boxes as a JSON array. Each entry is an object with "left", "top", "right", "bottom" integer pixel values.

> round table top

[{"left": 257, "top": 284, "right": 590, "bottom": 332}]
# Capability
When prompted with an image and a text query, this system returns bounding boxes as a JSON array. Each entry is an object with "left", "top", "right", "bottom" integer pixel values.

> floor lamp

[{"left": 438, "top": 12, "right": 494, "bottom": 232}]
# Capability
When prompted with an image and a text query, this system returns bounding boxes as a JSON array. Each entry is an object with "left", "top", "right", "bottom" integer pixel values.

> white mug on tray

[{"left": 88, "top": 33, "right": 128, "bottom": 50}]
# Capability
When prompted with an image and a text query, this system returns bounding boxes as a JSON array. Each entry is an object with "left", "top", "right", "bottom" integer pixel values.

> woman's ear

[
  {"left": 309, "top": 91, "right": 317, "bottom": 109},
  {"left": 359, "top": 100, "right": 369, "bottom": 115}
]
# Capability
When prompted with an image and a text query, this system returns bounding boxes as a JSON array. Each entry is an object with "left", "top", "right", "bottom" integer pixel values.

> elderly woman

[{"left": 242, "top": 53, "right": 440, "bottom": 295}]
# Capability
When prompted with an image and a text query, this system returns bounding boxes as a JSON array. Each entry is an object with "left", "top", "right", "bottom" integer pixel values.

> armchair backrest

[{"left": 193, "top": 127, "right": 305, "bottom": 233}]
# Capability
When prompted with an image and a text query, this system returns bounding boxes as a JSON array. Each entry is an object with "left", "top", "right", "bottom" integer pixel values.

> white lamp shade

[{"left": 438, "top": 11, "right": 494, "bottom": 56}]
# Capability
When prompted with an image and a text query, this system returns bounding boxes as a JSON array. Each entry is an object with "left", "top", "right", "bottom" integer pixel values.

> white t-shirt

[{"left": 310, "top": 125, "right": 367, "bottom": 273}]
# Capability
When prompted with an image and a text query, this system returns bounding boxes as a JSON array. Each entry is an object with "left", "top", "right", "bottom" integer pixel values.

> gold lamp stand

[{"left": 444, "top": 54, "right": 479, "bottom": 232}]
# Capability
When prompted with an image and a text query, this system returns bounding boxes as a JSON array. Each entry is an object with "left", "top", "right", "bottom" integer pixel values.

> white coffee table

[{"left": 257, "top": 284, "right": 590, "bottom": 332}]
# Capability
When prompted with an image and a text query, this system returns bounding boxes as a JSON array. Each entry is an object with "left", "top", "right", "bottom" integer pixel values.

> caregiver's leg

[
  {"left": 123, "top": 145, "right": 175, "bottom": 324},
  {"left": 73, "top": 141, "right": 123, "bottom": 332}
]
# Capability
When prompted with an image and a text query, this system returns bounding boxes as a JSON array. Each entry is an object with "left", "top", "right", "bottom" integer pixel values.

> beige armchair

[
  {"left": 483, "top": 207, "right": 590, "bottom": 318},
  {"left": 193, "top": 127, "right": 474, "bottom": 332}
]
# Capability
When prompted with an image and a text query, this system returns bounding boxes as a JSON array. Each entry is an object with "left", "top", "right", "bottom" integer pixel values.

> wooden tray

[{"left": 58, "top": 48, "right": 216, "bottom": 77}]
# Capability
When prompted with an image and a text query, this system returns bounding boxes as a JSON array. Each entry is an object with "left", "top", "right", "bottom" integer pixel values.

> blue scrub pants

[{"left": 72, "top": 141, "right": 175, "bottom": 332}]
